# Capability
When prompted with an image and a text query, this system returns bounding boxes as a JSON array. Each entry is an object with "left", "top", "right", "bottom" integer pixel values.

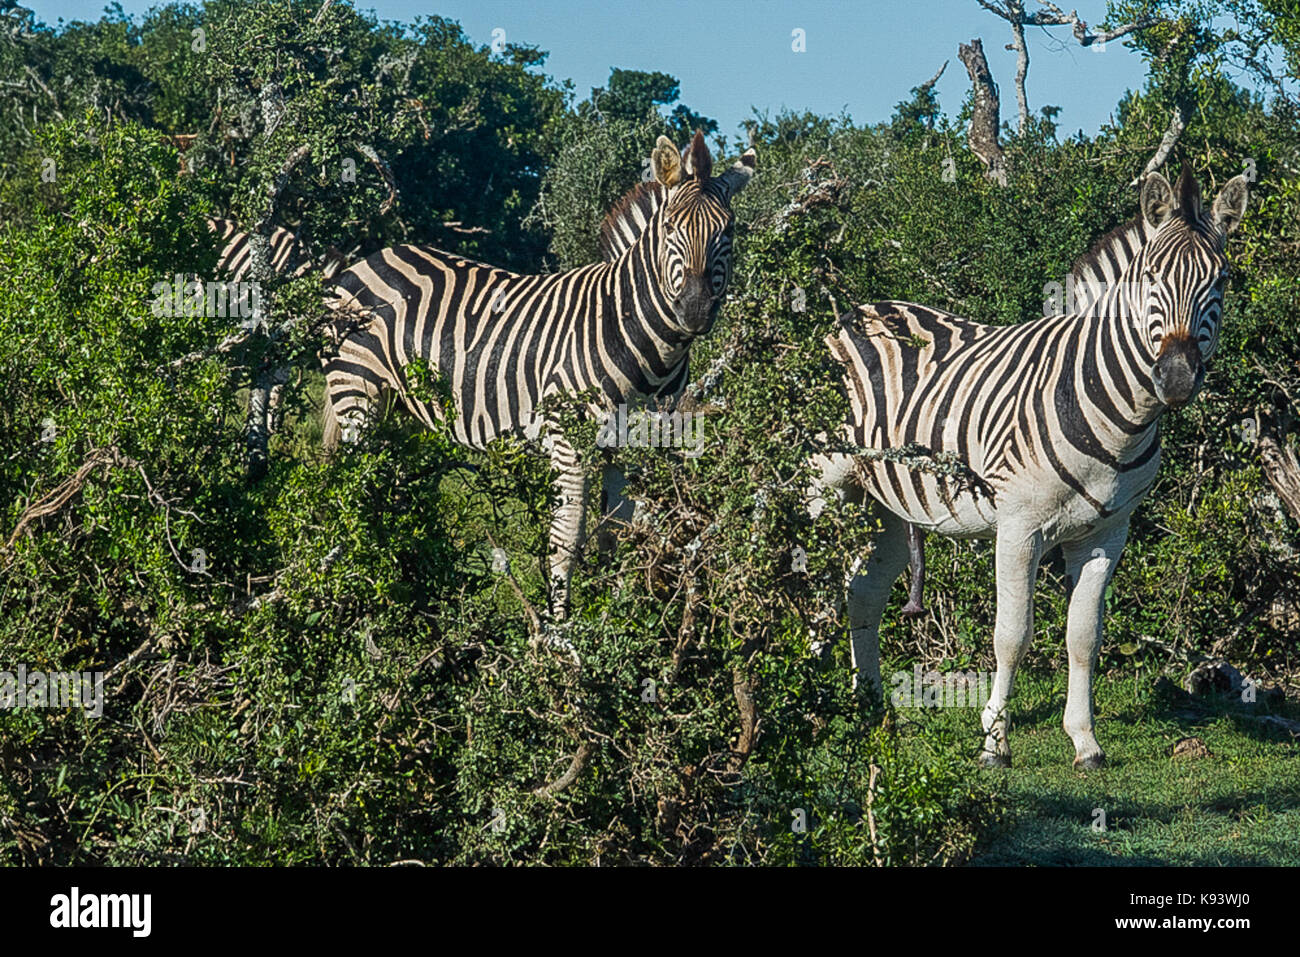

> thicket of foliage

[{"left": 1, "top": 0, "right": 1297, "bottom": 865}]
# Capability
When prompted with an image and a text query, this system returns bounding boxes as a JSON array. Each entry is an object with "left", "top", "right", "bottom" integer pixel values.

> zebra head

[
  {"left": 648, "top": 130, "right": 756, "bottom": 334},
  {"left": 1135, "top": 168, "right": 1249, "bottom": 409}
]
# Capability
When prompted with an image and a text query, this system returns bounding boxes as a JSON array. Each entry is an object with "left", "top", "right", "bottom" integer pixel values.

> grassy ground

[{"left": 894, "top": 667, "right": 1300, "bottom": 865}]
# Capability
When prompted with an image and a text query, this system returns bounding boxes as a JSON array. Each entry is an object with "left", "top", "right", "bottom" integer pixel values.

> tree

[
  {"left": 582, "top": 67, "right": 719, "bottom": 143},
  {"left": 974, "top": 0, "right": 1160, "bottom": 131}
]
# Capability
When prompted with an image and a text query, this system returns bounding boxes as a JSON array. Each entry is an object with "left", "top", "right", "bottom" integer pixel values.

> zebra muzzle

[
  {"left": 1152, "top": 337, "right": 1204, "bottom": 409},
  {"left": 673, "top": 274, "right": 719, "bottom": 333}
]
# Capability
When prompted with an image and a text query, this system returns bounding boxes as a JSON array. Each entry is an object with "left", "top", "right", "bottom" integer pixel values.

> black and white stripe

[{"left": 208, "top": 218, "right": 345, "bottom": 283}]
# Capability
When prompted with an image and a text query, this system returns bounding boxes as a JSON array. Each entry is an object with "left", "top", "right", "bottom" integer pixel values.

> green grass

[{"left": 891, "top": 668, "right": 1300, "bottom": 866}]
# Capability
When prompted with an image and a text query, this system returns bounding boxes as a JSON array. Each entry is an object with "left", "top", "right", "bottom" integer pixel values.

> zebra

[
  {"left": 810, "top": 168, "right": 1248, "bottom": 768},
  {"left": 206, "top": 218, "right": 347, "bottom": 439},
  {"left": 208, "top": 218, "right": 347, "bottom": 283},
  {"left": 320, "top": 131, "right": 756, "bottom": 614}
]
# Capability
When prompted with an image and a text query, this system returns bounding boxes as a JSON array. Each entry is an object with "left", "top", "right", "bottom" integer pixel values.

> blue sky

[{"left": 27, "top": 0, "right": 1159, "bottom": 138}]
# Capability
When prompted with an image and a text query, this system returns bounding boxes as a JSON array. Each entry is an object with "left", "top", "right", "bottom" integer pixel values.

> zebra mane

[
  {"left": 598, "top": 181, "right": 666, "bottom": 262},
  {"left": 1068, "top": 215, "right": 1157, "bottom": 298}
]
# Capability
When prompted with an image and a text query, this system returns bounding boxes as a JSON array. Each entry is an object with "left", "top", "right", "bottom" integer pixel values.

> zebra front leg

[
  {"left": 979, "top": 524, "right": 1044, "bottom": 767},
  {"left": 1060, "top": 524, "right": 1129, "bottom": 770},
  {"left": 546, "top": 434, "right": 590, "bottom": 618},
  {"left": 845, "top": 509, "right": 911, "bottom": 703}
]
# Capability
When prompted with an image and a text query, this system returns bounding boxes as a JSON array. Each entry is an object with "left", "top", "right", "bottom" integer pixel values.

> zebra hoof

[
  {"left": 978, "top": 751, "right": 1011, "bottom": 769},
  {"left": 1073, "top": 752, "right": 1106, "bottom": 771}
]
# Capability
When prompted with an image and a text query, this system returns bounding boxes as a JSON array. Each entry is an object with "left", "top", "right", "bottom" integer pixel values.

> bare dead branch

[
  {"left": 532, "top": 740, "right": 594, "bottom": 797},
  {"left": 866, "top": 763, "right": 884, "bottom": 866},
  {"left": 918, "top": 59, "right": 949, "bottom": 94},
  {"left": 725, "top": 665, "right": 759, "bottom": 773},
  {"left": 957, "top": 38, "right": 1008, "bottom": 186},
  {"left": 437, "top": 220, "right": 491, "bottom": 236},
  {"left": 1258, "top": 414, "right": 1300, "bottom": 524},
  {"left": 2, "top": 446, "right": 134, "bottom": 556},
  {"left": 356, "top": 143, "right": 399, "bottom": 216},
  {"left": 1132, "top": 96, "right": 1190, "bottom": 186},
  {"left": 974, "top": 2, "right": 1161, "bottom": 131}
]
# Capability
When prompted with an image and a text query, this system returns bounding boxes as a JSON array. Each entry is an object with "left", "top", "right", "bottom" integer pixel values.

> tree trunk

[{"left": 958, "top": 38, "right": 1008, "bottom": 186}]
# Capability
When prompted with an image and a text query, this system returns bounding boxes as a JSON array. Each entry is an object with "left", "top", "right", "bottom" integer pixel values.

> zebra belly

[
  {"left": 855, "top": 458, "right": 998, "bottom": 539},
  {"left": 858, "top": 453, "right": 1154, "bottom": 546}
]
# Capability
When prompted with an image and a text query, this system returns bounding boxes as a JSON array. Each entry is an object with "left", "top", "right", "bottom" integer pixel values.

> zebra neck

[
  {"left": 602, "top": 230, "right": 695, "bottom": 396},
  {"left": 1080, "top": 273, "right": 1164, "bottom": 432}
]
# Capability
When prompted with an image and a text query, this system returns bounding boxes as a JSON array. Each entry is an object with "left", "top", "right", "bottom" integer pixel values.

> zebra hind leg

[
  {"left": 595, "top": 462, "right": 634, "bottom": 556},
  {"left": 545, "top": 434, "right": 590, "bottom": 619},
  {"left": 1060, "top": 525, "right": 1129, "bottom": 770},
  {"left": 845, "top": 509, "right": 911, "bottom": 705}
]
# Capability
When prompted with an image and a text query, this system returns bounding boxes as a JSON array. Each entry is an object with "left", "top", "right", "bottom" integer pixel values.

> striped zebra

[
  {"left": 206, "top": 218, "right": 346, "bottom": 439},
  {"left": 321, "top": 131, "right": 756, "bottom": 614},
  {"left": 208, "top": 218, "right": 346, "bottom": 283},
  {"left": 810, "top": 168, "right": 1248, "bottom": 768}
]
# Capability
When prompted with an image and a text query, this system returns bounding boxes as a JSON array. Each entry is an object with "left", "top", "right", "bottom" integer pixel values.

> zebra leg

[
  {"left": 806, "top": 452, "right": 864, "bottom": 657},
  {"left": 546, "top": 434, "right": 589, "bottom": 618},
  {"left": 1060, "top": 524, "right": 1129, "bottom": 770},
  {"left": 596, "top": 462, "right": 634, "bottom": 555},
  {"left": 979, "top": 524, "right": 1044, "bottom": 768},
  {"left": 845, "top": 509, "right": 911, "bottom": 702}
]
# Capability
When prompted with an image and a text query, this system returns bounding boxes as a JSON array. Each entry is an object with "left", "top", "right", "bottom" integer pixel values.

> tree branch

[
  {"left": 2, "top": 446, "right": 131, "bottom": 555},
  {"left": 1258, "top": 413, "right": 1300, "bottom": 524},
  {"left": 957, "top": 38, "right": 1008, "bottom": 185},
  {"left": 532, "top": 740, "right": 594, "bottom": 797},
  {"left": 974, "top": 1, "right": 1162, "bottom": 131},
  {"left": 1132, "top": 95, "right": 1190, "bottom": 186}
]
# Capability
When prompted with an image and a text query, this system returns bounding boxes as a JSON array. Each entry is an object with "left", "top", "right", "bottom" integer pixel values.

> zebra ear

[
  {"left": 682, "top": 129, "right": 712, "bottom": 180},
  {"left": 1211, "top": 174, "right": 1249, "bottom": 235},
  {"left": 716, "top": 147, "right": 757, "bottom": 200},
  {"left": 1140, "top": 172, "right": 1175, "bottom": 228},
  {"left": 650, "top": 136, "right": 681, "bottom": 188}
]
